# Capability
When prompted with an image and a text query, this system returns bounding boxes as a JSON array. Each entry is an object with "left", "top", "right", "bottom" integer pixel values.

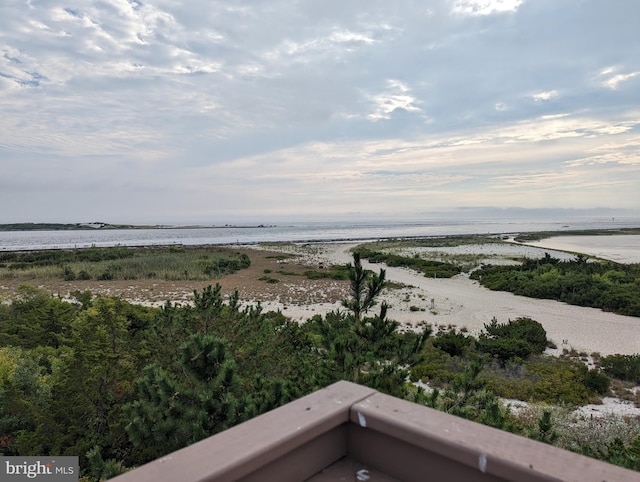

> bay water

[{"left": 1, "top": 217, "right": 639, "bottom": 252}]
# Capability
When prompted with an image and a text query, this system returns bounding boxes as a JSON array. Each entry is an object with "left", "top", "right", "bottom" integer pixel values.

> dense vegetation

[
  {"left": 0, "top": 254, "right": 430, "bottom": 479},
  {"left": 471, "top": 254, "right": 640, "bottom": 316},
  {"left": 411, "top": 317, "right": 608, "bottom": 406},
  {"left": 0, "top": 285, "right": 317, "bottom": 478},
  {"left": 361, "top": 235, "right": 505, "bottom": 248},
  {"left": 355, "top": 246, "right": 461, "bottom": 278},
  {"left": 601, "top": 354, "right": 640, "bottom": 383},
  {"left": 1, "top": 251, "right": 640, "bottom": 478},
  {"left": 409, "top": 321, "right": 640, "bottom": 470},
  {"left": 0, "top": 246, "right": 251, "bottom": 281}
]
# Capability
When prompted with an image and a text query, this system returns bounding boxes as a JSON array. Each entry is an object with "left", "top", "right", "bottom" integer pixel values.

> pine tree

[
  {"left": 314, "top": 252, "right": 430, "bottom": 396},
  {"left": 124, "top": 333, "right": 243, "bottom": 462}
]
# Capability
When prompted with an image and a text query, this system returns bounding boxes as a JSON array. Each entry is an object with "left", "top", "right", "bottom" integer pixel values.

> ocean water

[{"left": 1, "top": 218, "right": 638, "bottom": 251}]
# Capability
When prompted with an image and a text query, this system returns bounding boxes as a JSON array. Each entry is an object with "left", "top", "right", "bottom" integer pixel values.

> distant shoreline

[
  {"left": 0, "top": 222, "right": 276, "bottom": 232},
  {"left": 1, "top": 223, "right": 639, "bottom": 239},
  {"left": 2, "top": 221, "right": 639, "bottom": 254}
]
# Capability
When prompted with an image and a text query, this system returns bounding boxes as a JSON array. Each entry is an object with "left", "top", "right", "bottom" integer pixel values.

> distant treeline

[
  {"left": 0, "top": 223, "right": 140, "bottom": 231},
  {"left": 0, "top": 223, "right": 274, "bottom": 232}
]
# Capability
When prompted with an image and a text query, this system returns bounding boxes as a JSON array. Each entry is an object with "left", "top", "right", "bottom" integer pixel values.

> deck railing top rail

[{"left": 111, "top": 381, "right": 639, "bottom": 482}]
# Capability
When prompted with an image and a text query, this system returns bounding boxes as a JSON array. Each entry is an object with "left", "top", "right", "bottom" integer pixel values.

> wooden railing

[{"left": 112, "top": 381, "right": 638, "bottom": 482}]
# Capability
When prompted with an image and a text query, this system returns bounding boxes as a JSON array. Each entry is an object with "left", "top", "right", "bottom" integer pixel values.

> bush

[
  {"left": 63, "top": 266, "right": 76, "bottom": 281},
  {"left": 410, "top": 347, "right": 466, "bottom": 385},
  {"left": 303, "top": 265, "right": 350, "bottom": 280},
  {"left": 470, "top": 258, "right": 640, "bottom": 317},
  {"left": 433, "top": 331, "right": 471, "bottom": 357},
  {"left": 477, "top": 336, "right": 533, "bottom": 362},
  {"left": 484, "top": 317, "right": 547, "bottom": 354},
  {"left": 259, "top": 275, "right": 279, "bottom": 284},
  {"left": 584, "top": 369, "right": 610, "bottom": 395},
  {"left": 486, "top": 357, "right": 591, "bottom": 405},
  {"left": 355, "top": 248, "right": 461, "bottom": 278},
  {"left": 601, "top": 354, "right": 640, "bottom": 383}
]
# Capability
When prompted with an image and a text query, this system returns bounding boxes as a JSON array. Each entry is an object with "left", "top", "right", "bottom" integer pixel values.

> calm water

[
  {"left": 533, "top": 235, "right": 640, "bottom": 263},
  {"left": 1, "top": 218, "right": 638, "bottom": 252}
]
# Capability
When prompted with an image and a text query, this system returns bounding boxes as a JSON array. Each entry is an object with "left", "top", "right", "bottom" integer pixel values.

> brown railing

[{"left": 112, "top": 381, "right": 638, "bottom": 482}]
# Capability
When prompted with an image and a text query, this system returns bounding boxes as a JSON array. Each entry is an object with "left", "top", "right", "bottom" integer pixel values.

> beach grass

[{"left": 0, "top": 246, "right": 251, "bottom": 281}]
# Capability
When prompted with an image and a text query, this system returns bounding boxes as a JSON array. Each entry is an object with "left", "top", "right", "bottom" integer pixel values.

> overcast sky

[{"left": 1, "top": 0, "right": 639, "bottom": 224}]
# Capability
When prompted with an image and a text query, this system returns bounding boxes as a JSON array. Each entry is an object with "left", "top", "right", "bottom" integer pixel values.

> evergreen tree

[
  {"left": 341, "top": 252, "right": 386, "bottom": 324},
  {"left": 312, "top": 252, "right": 430, "bottom": 396},
  {"left": 124, "top": 333, "right": 243, "bottom": 462}
]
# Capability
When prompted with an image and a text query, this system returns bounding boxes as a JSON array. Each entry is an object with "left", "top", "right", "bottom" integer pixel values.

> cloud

[
  {"left": 565, "top": 137, "right": 640, "bottom": 167},
  {"left": 532, "top": 90, "right": 559, "bottom": 102},
  {"left": 261, "top": 28, "right": 377, "bottom": 65},
  {"left": 367, "top": 80, "right": 424, "bottom": 121},
  {"left": 451, "top": 0, "right": 525, "bottom": 16},
  {"left": 1, "top": 0, "right": 639, "bottom": 222},
  {"left": 602, "top": 72, "right": 639, "bottom": 90}
]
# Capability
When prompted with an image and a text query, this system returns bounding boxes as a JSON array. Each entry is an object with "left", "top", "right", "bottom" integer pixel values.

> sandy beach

[{"left": 253, "top": 241, "right": 640, "bottom": 357}]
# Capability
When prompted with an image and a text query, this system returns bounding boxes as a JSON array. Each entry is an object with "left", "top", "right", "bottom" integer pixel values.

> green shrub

[
  {"left": 601, "top": 354, "right": 640, "bottom": 383},
  {"left": 303, "top": 265, "right": 350, "bottom": 280},
  {"left": 476, "top": 317, "right": 548, "bottom": 362},
  {"left": 63, "top": 266, "right": 76, "bottom": 281},
  {"left": 355, "top": 247, "right": 461, "bottom": 278},
  {"left": 470, "top": 257, "right": 640, "bottom": 317},
  {"left": 478, "top": 336, "right": 533, "bottom": 361},
  {"left": 584, "top": 369, "right": 611, "bottom": 395},
  {"left": 484, "top": 317, "right": 547, "bottom": 354},
  {"left": 410, "top": 347, "right": 466, "bottom": 385},
  {"left": 259, "top": 275, "right": 279, "bottom": 284},
  {"left": 433, "top": 331, "right": 471, "bottom": 357},
  {"left": 97, "top": 271, "right": 115, "bottom": 281},
  {"left": 485, "top": 357, "right": 591, "bottom": 405}
]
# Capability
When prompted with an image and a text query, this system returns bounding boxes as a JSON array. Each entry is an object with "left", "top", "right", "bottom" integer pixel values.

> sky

[{"left": 1, "top": 0, "right": 639, "bottom": 224}]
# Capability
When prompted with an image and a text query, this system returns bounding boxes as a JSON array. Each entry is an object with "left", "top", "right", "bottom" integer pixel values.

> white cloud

[
  {"left": 262, "top": 28, "right": 377, "bottom": 64},
  {"left": 494, "top": 171, "right": 580, "bottom": 188},
  {"left": 603, "top": 72, "right": 639, "bottom": 90},
  {"left": 368, "top": 80, "right": 423, "bottom": 121},
  {"left": 496, "top": 114, "right": 640, "bottom": 143},
  {"left": 451, "top": 0, "right": 525, "bottom": 16},
  {"left": 598, "top": 66, "right": 639, "bottom": 90},
  {"left": 565, "top": 136, "right": 640, "bottom": 167},
  {"left": 532, "top": 90, "right": 559, "bottom": 102}
]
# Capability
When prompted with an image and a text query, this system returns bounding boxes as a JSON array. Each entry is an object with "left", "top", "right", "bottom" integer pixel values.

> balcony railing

[{"left": 111, "top": 381, "right": 639, "bottom": 481}]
